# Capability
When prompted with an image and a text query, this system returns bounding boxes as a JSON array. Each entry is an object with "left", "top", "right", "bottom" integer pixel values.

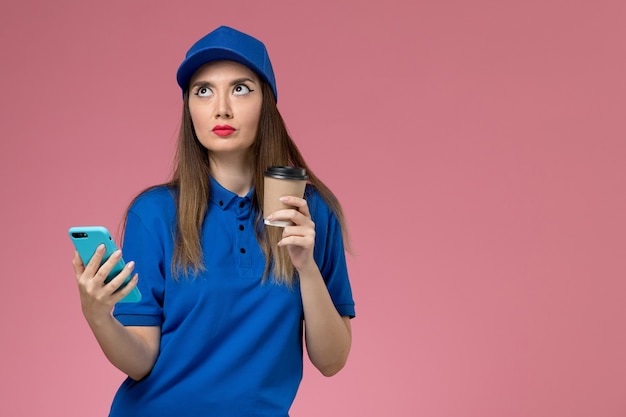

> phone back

[{"left": 68, "top": 226, "right": 141, "bottom": 303}]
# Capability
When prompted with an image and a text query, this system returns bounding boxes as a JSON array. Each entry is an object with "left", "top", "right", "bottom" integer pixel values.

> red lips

[{"left": 212, "top": 125, "right": 236, "bottom": 137}]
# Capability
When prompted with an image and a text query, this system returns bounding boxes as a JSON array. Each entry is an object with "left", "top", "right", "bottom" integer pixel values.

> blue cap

[{"left": 176, "top": 26, "right": 277, "bottom": 101}]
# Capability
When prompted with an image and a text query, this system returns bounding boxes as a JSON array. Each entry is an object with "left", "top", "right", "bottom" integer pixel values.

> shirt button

[
  {"left": 219, "top": 200, "right": 224, "bottom": 207},
  {"left": 239, "top": 225, "right": 244, "bottom": 231},
  {"left": 240, "top": 248, "right": 246, "bottom": 254},
  {"left": 239, "top": 201, "right": 245, "bottom": 208}
]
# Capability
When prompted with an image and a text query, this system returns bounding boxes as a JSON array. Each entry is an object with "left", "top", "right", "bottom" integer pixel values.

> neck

[{"left": 208, "top": 152, "right": 254, "bottom": 196}]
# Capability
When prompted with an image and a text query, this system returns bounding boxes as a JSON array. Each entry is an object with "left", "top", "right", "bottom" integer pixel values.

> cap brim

[{"left": 177, "top": 47, "right": 271, "bottom": 94}]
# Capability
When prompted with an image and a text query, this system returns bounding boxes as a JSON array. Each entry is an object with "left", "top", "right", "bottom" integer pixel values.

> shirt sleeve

[
  {"left": 310, "top": 189, "right": 356, "bottom": 318},
  {"left": 113, "top": 208, "right": 166, "bottom": 327}
]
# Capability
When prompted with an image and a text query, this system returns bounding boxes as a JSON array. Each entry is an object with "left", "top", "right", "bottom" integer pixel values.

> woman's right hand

[
  {"left": 72, "top": 247, "right": 158, "bottom": 380},
  {"left": 72, "top": 245, "right": 138, "bottom": 323}
]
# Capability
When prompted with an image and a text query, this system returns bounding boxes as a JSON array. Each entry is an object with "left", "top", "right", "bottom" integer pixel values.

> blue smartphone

[{"left": 68, "top": 226, "right": 141, "bottom": 303}]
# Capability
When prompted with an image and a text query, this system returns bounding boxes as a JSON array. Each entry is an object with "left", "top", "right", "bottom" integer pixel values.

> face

[{"left": 188, "top": 60, "right": 263, "bottom": 159}]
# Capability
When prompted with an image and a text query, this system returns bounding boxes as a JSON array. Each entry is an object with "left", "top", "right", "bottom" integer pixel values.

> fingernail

[
  {"left": 97, "top": 244, "right": 105, "bottom": 252},
  {"left": 279, "top": 196, "right": 288, "bottom": 202},
  {"left": 126, "top": 261, "right": 135, "bottom": 269}
]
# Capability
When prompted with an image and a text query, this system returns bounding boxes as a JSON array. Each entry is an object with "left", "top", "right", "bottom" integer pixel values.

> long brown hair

[{"left": 126, "top": 81, "right": 349, "bottom": 285}]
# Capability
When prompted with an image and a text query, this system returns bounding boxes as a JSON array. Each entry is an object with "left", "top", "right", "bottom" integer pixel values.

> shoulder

[
  {"left": 304, "top": 184, "right": 339, "bottom": 233},
  {"left": 128, "top": 185, "right": 177, "bottom": 221},
  {"left": 304, "top": 184, "right": 331, "bottom": 218},
  {"left": 124, "top": 185, "right": 177, "bottom": 245},
  {"left": 305, "top": 184, "right": 350, "bottom": 281}
]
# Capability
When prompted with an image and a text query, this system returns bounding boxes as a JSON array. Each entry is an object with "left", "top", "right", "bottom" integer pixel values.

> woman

[{"left": 73, "top": 26, "right": 355, "bottom": 416}]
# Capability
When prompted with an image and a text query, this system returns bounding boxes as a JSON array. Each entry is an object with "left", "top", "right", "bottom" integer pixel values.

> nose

[{"left": 214, "top": 93, "right": 232, "bottom": 119}]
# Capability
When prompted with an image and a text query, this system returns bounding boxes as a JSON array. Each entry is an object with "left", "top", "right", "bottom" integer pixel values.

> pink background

[{"left": 1, "top": 0, "right": 625, "bottom": 416}]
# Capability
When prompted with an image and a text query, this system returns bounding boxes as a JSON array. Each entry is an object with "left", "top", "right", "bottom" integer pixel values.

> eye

[
  {"left": 233, "top": 84, "right": 252, "bottom": 95},
  {"left": 195, "top": 86, "right": 213, "bottom": 97}
]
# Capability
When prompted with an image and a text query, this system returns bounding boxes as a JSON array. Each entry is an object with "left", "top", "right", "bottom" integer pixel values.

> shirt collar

[{"left": 209, "top": 176, "right": 254, "bottom": 210}]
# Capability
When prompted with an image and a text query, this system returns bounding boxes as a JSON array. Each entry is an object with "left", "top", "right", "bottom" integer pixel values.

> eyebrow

[{"left": 190, "top": 77, "right": 258, "bottom": 89}]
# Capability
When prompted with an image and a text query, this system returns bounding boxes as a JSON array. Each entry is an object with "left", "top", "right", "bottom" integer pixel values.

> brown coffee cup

[{"left": 263, "top": 166, "right": 308, "bottom": 227}]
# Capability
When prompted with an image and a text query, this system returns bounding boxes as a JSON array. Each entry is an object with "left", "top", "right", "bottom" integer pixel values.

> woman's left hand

[{"left": 266, "top": 196, "right": 316, "bottom": 272}]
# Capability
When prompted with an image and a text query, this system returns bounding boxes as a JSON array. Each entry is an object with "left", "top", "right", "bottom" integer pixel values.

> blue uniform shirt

[{"left": 109, "top": 177, "right": 355, "bottom": 417}]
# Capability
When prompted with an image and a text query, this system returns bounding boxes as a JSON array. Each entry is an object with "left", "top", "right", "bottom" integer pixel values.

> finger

[
  {"left": 94, "top": 250, "right": 123, "bottom": 283},
  {"left": 106, "top": 261, "right": 137, "bottom": 297},
  {"left": 111, "top": 274, "right": 139, "bottom": 303},
  {"left": 279, "top": 196, "right": 310, "bottom": 216},
  {"left": 72, "top": 251, "right": 85, "bottom": 280},
  {"left": 283, "top": 223, "right": 315, "bottom": 237},
  {"left": 267, "top": 209, "right": 314, "bottom": 227},
  {"left": 83, "top": 244, "right": 107, "bottom": 277},
  {"left": 277, "top": 234, "right": 315, "bottom": 248}
]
